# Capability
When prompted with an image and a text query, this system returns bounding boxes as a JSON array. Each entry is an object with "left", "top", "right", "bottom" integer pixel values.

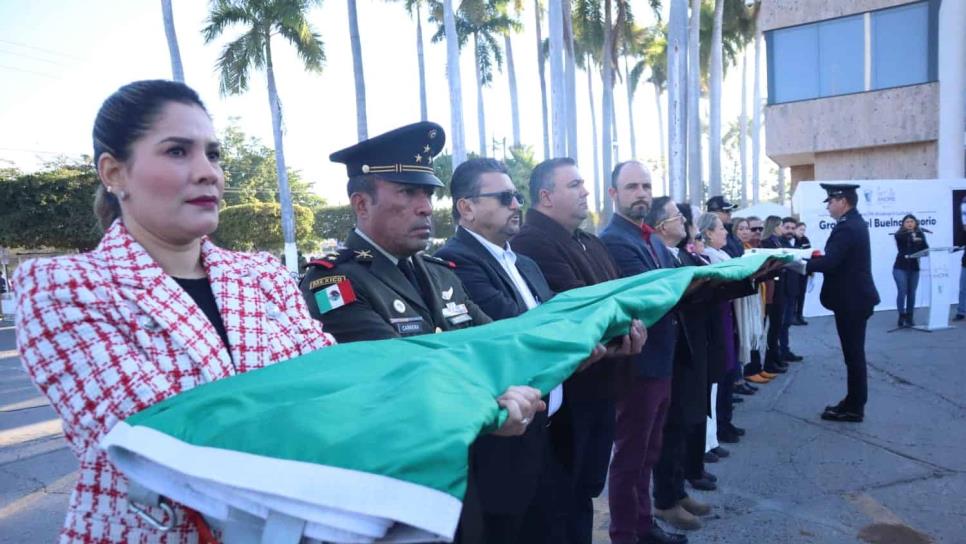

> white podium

[{"left": 908, "top": 246, "right": 964, "bottom": 332}]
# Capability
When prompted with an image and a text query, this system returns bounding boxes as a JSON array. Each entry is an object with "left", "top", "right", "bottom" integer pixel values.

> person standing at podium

[
  {"left": 806, "top": 184, "right": 880, "bottom": 423},
  {"left": 892, "top": 214, "right": 929, "bottom": 328}
]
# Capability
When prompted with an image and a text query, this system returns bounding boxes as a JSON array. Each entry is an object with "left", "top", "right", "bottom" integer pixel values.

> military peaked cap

[
  {"left": 820, "top": 183, "right": 860, "bottom": 202},
  {"left": 330, "top": 121, "right": 446, "bottom": 187}
]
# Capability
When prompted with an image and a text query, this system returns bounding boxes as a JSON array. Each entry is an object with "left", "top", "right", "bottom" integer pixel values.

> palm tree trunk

[
  {"left": 601, "top": 0, "right": 615, "bottom": 223},
  {"left": 161, "top": 0, "right": 184, "bottom": 82},
  {"left": 548, "top": 0, "right": 567, "bottom": 156},
  {"left": 264, "top": 38, "right": 297, "bottom": 272},
  {"left": 654, "top": 82, "right": 667, "bottom": 195},
  {"left": 416, "top": 2, "right": 428, "bottom": 121},
  {"left": 444, "top": 0, "right": 466, "bottom": 165},
  {"left": 624, "top": 55, "right": 637, "bottom": 158},
  {"left": 687, "top": 0, "right": 702, "bottom": 205},
  {"left": 475, "top": 34, "right": 487, "bottom": 157},
  {"left": 778, "top": 165, "right": 785, "bottom": 204},
  {"left": 588, "top": 57, "right": 601, "bottom": 214},
  {"left": 563, "top": 0, "right": 578, "bottom": 159},
  {"left": 667, "top": 0, "right": 687, "bottom": 201},
  {"left": 348, "top": 0, "right": 368, "bottom": 141},
  {"left": 709, "top": 0, "right": 724, "bottom": 197},
  {"left": 739, "top": 48, "right": 748, "bottom": 206},
  {"left": 505, "top": 34, "right": 521, "bottom": 147},
  {"left": 752, "top": 24, "right": 761, "bottom": 204},
  {"left": 536, "top": 0, "right": 551, "bottom": 160}
]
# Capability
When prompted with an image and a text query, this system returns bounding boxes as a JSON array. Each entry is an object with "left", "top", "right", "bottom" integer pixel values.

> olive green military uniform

[{"left": 300, "top": 230, "right": 490, "bottom": 343}]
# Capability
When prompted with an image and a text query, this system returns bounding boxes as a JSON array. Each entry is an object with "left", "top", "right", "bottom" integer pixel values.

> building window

[
  {"left": 766, "top": 0, "right": 937, "bottom": 105},
  {"left": 872, "top": 2, "right": 929, "bottom": 89}
]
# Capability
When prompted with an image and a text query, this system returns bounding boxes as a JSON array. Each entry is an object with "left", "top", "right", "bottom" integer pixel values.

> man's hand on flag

[{"left": 493, "top": 386, "right": 546, "bottom": 436}]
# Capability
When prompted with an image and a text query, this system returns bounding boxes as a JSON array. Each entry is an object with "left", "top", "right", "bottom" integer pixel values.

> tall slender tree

[
  {"left": 161, "top": 0, "right": 185, "bottom": 82},
  {"left": 534, "top": 0, "right": 551, "bottom": 159},
  {"left": 563, "top": 0, "right": 579, "bottom": 158},
  {"left": 504, "top": 0, "right": 524, "bottom": 147},
  {"left": 573, "top": 0, "right": 603, "bottom": 212},
  {"left": 667, "top": 0, "right": 687, "bottom": 201},
  {"left": 752, "top": 23, "right": 761, "bottom": 204},
  {"left": 739, "top": 47, "right": 748, "bottom": 205},
  {"left": 203, "top": 0, "right": 325, "bottom": 273},
  {"left": 600, "top": 0, "right": 625, "bottom": 222},
  {"left": 388, "top": 0, "right": 431, "bottom": 120},
  {"left": 348, "top": 0, "right": 368, "bottom": 141},
  {"left": 708, "top": 0, "right": 724, "bottom": 196},
  {"left": 686, "top": 0, "right": 701, "bottom": 205},
  {"left": 548, "top": 0, "right": 568, "bottom": 156},
  {"left": 629, "top": 23, "right": 667, "bottom": 190},
  {"left": 445, "top": 0, "right": 467, "bottom": 164}
]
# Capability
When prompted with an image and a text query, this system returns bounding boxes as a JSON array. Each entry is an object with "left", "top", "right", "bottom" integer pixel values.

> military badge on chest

[{"left": 442, "top": 301, "right": 472, "bottom": 327}]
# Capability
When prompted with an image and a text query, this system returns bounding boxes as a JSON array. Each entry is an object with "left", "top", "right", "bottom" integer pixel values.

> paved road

[{"left": 1, "top": 310, "right": 963, "bottom": 543}]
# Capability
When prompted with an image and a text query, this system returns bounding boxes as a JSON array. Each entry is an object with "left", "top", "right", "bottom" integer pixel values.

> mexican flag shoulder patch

[{"left": 313, "top": 277, "right": 357, "bottom": 314}]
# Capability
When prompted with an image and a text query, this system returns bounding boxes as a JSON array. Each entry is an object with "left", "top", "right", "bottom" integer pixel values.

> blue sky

[{"left": 0, "top": 1, "right": 756, "bottom": 206}]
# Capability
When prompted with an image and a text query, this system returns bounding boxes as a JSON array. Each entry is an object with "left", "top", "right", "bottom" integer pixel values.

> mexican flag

[
  {"left": 315, "top": 278, "right": 357, "bottom": 314},
  {"left": 101, "top": 254, "right": 786, "bottom": 542}
]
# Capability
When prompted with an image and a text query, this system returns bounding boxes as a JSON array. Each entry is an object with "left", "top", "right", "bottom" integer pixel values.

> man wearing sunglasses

[
  {"left": 747, "top": 217, "right": 765, "bottom": 248},
  {"left": 436, "top": 158, "right": 645, "bottom": 543}
]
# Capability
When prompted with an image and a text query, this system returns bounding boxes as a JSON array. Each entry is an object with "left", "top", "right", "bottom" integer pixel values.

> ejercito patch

[{"left": 309, "top": 275, "right": 347, "bottom": 290}]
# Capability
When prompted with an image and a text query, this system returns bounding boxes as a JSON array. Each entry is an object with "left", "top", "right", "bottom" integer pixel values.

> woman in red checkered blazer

[{"left": 14, "top": 81, "right": 335, "bottom": 543}]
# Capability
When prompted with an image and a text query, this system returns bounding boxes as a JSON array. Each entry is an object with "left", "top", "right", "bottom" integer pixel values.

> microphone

[{"left": 920, "top": 228, "right": 933, "bottom": 234}]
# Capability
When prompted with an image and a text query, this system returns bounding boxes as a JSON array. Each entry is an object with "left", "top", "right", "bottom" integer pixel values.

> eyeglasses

[
  {"left": 658, "top": 213, "right": 684, "bottom": 227},
  {"left": 475, "top": 190, "right": 526, "bottom": 207},
  {"left": 750, "top": 226, "right": 764, "bottom": 232}
]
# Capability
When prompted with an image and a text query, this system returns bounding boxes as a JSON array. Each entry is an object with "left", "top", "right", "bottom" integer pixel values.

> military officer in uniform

[
  {"left": 300, "top": 122, "right": 545, "bottom": 543},
  {"left": 806, "top": 183, "right": 880, "bottom": 423}
]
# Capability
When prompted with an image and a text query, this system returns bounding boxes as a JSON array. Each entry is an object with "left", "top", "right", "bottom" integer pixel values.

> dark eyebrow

[{"left": 157, "top": 136, "right": 220, "bottom": 149}]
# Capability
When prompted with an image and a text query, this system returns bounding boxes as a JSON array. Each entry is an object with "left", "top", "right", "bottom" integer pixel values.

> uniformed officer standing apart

[
  {"left": 806, "top": 183, "right": 880, "bottom": 423},
  {"left": 299, "top": 122, "right": 546, "bottom": 543}
]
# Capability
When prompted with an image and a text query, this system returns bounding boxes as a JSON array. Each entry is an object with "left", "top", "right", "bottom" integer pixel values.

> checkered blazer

[{"left": 14, "top": 220, "right": 335, "bottom": 543}]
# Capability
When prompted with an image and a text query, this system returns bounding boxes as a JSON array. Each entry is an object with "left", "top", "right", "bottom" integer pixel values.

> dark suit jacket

[
  {"left": 807, "top": 208, "right": 880, "bottom": 315},
  {"left": 761, "top": 235, "right": 800, "bottom": 300},
  {"left": 511, "top": 208, "right": 629, "bottom": 402},
  {"left": 435, "top": 226, "right": 554, "bottom": 515},
  {"left": 299, "top": 230, "right": 491, "bottom": 343},
  {"left": 600, "top": 214, "right": 679, "bottom": 379}
]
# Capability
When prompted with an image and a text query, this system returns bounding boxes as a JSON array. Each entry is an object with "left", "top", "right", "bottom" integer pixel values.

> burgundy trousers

[{"left": 607, "top": 377, "right": 672, "bottom": 544}]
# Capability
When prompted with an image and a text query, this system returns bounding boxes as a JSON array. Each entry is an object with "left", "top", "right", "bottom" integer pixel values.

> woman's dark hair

[
  {"left": 676, "top": 202, "right": 694, "bottom": 250},
  {"left": 92, "top": 80, "right": 208, "bottom": 230},
  {"left": 900, "top": 214, "right": 919, "bottom": 230}
]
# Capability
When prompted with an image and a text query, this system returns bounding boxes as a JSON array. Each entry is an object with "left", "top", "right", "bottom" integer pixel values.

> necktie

[{"left": 398, "top": 258, "right": 422, "bottom": 295}]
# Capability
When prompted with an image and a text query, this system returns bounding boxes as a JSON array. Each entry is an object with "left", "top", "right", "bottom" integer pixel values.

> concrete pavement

[{"left": 0, "top": 309, "right": 963, "bottom": 543}]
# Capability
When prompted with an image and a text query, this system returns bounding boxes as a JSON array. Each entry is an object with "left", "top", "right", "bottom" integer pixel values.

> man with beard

[
  {"left": 600, "top": 161, "right": 688, "bottom": 544},
  {"left": 436, "top": 158, "right": 645, "bottom": 543},
  {"left": 512, "top": 158, "right": 639, "bottom": 544},
  {"left": 300, "top": 123, "right": 546, "bottom": 543}
]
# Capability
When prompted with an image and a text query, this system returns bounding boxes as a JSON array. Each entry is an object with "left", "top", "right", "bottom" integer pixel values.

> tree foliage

[
  {"left": 220, "top": 121, "right": 325, "bottom": 208},
  {"left": 0, "top": 159, "right": 101, "bottom": 250},
  {"left": 212, "top": 201, "right": 315, "bottom": 252}
]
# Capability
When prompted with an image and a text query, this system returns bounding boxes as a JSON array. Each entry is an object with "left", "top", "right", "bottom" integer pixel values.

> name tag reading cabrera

[{"left": 390, "top": 316, "right": 427, "bottom": 335}]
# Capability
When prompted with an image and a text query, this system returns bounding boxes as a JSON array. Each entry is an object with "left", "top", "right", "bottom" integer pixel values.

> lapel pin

[{"left": 393, "top": 299, "right": 406, "bottom": 313}]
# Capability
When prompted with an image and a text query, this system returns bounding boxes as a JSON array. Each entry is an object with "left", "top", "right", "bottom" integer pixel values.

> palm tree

[
  {"left": 666, "top": 0, "right": 687, "bottom": 201},
  {"left": 387, "top": 1, "right": 431, "bottom": 121},
  {"left": 752, "top": 20, "right": 761, "bottom": 204},
  {"left": 686, "top": 0, "right": 701, "bottom": 205},
  {"left": 629, "top": 23, "right": 667, "bottom": 190},
  {"left": 505, "top": 0, "right": 524, "bottom": 147},
  {"left": 619, "top": 19, "right": 647, "bottom": 159},
  {"left": 431, "top": 0, "right": 519, "bottom": 158},
  {"left": 563, "top": 0, "right": 578, "bottom": 159},
  {"left": 708, "top": 0, "right": 723, "bottom": 197},
  {"left": 534, "top": 0, "right": 550, "bottom": 159},
  {"left": 548, "top": 0, "right": 568, "bottom": 156},
  {"left": 572, "top": 0, "right": 603, "bottom": 212},
  {"left": 444, "top": 0, "right": 467, "bottom": 165},
  {"left": 203, "top": 0, "right": 325, "bottom": 273},
  {"left": 347, "top": 0, "right": 367, "bottom": 141},
  {"left": 600, "top": 0, "right": 627, "bottom": 223},
  {"left": 739, "top": 47, "right": 748, "bottom": 205},
  {"left": 161, "top": 0, "right": 185, "bottom": 82}
]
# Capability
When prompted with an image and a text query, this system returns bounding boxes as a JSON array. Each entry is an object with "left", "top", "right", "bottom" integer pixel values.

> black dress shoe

[
  {"left": 702, "top": 470, "right": 718, "bottom": 482},
  {"left": 717, "top": 429, "right": 740, "bottom": 443},
  {"left": 954, "top": 314, "right": 965, "bottom": 321},
  {"left": 793, "top": 317, "right": 808, "bottom": 326},
  {"left": 703, "top": 450, "right": 719, "bottom": 463},
  {"left": 687, "top": 477, "right": 717, "bottom": 491},
  {"left": 744, "top": 383, "right": 759, "bottom": 391},
  {"left": 782, "top": 352, "right": 804, "bottom": 362},
  {"left": 732, "top": 396, "right": 744, "bottom": 404},
  {"left": 821, "top": 406, "right": 863, "bottom": 422},
  {"left": 726, "top": 424, "right": 746, "bottom": 436},
  {"left": 639, "top": 522, "right": 688, "bottom": 544},
  {"left": 711, "top": 446, "right": 730, "bottom": 458},
  {"left": 734, "top": 384, "right": 756, "bottom": 396}
]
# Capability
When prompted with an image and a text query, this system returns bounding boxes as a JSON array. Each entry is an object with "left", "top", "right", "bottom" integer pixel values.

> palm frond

[
  {"left": 275, "top": 12, "right": 325, "bottom": 72},
  {"left": 202, "top": 0, "right": 255, "bottom": 43},
  {"left": 216, "top": 28, "right": 265, "bottom": 95}
]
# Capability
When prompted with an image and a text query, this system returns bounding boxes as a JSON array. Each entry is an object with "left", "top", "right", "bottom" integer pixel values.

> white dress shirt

[{"left": 465, "top": 227, "right": 563, "bottom": 416}]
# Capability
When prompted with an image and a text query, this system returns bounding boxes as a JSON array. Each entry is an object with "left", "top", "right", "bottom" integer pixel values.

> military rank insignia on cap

[{"left": 329, "top": 121, "right": 446, "bottom": 188}]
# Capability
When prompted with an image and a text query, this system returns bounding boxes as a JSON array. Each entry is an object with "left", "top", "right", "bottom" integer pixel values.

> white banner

[{"left": 792, "top": 179, "right": 966, "bottom": 318}]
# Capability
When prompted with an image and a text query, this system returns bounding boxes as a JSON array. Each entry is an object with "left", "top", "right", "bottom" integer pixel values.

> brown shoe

[
  {"left": 746, "top": 373, "right": 771, "bottom": 383},
  {"left": 759, "top": 371, "right": 779, "bottom": 379},
  {"left": 677, "top": 495, "right": 712, "bottom": 516},
  {"left": 655, "top": 504, "right": 703, "bottom": 531}
]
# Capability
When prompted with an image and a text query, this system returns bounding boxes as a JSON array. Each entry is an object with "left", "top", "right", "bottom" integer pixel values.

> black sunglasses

[
  {"left": 750, "top": 226, "right": 764, "bottom": 232},
  {"left": 475, "top": 190, "right": 526, "bottom": 207}
]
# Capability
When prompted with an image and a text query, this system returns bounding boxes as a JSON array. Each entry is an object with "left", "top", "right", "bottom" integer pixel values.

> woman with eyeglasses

[{"left": 892, "top": 214, "right": 929, "bottom": 327}]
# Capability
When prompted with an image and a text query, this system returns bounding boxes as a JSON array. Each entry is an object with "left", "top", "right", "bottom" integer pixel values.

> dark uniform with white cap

[
  {"left": 300, "top": 121, "right": 490, "bottom": 343},
  {"left": 806, "top": 183, "right": 880, "bottom": 422}
]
